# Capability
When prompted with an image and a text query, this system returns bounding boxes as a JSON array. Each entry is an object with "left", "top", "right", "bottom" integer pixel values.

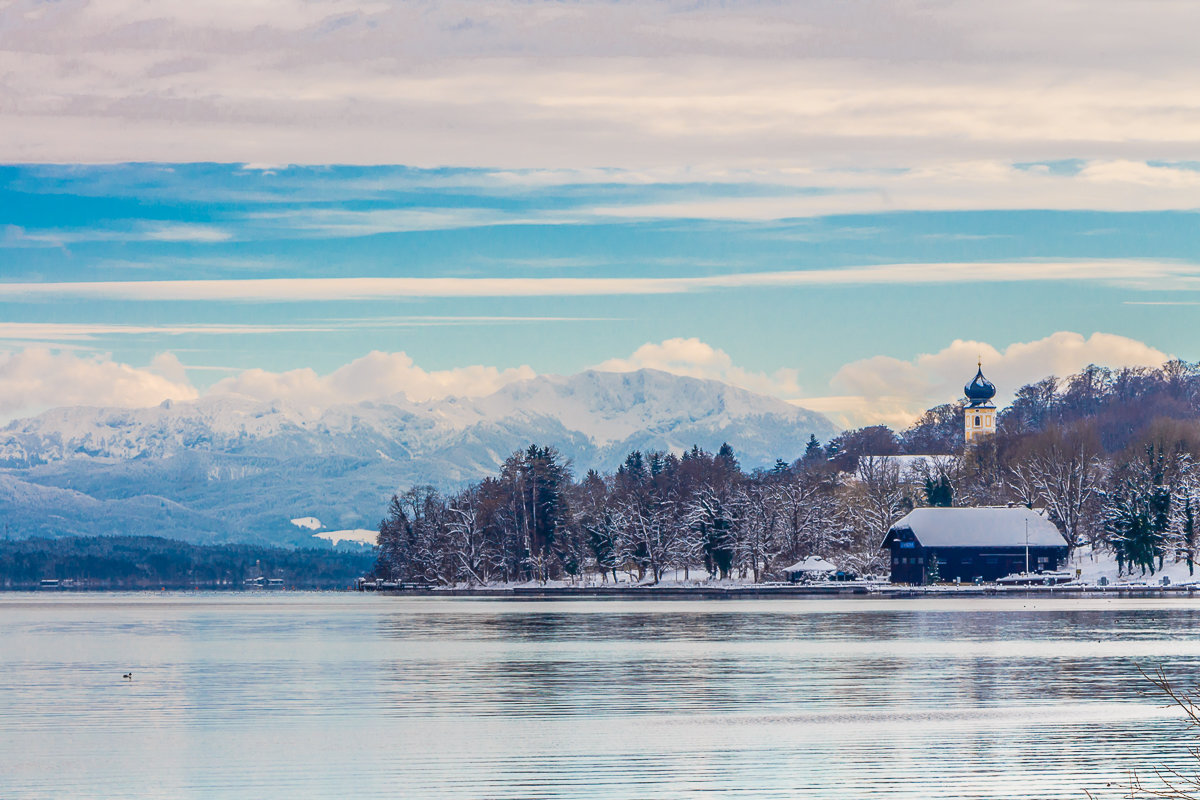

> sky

[{"left": 2, "top": 0, "right": 1199, "bottom": 430}]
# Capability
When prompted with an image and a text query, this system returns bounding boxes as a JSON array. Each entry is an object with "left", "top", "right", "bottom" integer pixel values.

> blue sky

[
  {"left": 2, "top": 162, "right": 1195, "bottom": 427},
  {"left": 2, "top": 1, "right": 1200, "bottom": 427}
]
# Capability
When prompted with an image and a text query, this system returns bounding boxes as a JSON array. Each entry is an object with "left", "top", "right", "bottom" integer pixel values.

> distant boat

[
  {"left": 997, "top": 571, "right": 1073, "bottom": 586},
  {"left": 243, "top": 576, "right": 285, "bottom": 589}
]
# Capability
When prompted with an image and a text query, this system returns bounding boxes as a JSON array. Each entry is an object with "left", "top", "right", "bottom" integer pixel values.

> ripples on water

[{"left": 3, "top": 594, "right": 1200, "bottom": 798}]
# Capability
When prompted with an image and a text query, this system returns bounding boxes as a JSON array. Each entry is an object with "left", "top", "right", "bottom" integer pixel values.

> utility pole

[{"left": 1025, "top": 519, "right": 1030, "bottom": 574}]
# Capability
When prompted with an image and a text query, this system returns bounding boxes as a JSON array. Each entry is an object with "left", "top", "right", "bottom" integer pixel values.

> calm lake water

[{"left": 4, "top": 594, "right": 1200, "bottom": 799}]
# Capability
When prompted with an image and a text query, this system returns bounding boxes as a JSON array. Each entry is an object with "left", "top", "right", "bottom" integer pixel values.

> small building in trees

[
  {"left": 964, "top": 361, "right": 997, "bottom": 443},
  {"left": 780, "top": 556, "right": 839, "bottom": 582},
  {"left": 881, "top": 507, "right": 1069, "bottom": 584}
]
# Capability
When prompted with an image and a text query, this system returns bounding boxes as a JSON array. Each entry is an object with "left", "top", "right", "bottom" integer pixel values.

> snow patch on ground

[
  {"left": 1069, "top": 546, "right": 1200, "bottom": 586},
  {"left": 291, "top": 516, "right": 322, "bottom": 530},
  {"left": 446, "top": 567, "right": 850, "bottom": 589},
  {"left": 313, "top": 528, "right": 377, "bottom": 546}
]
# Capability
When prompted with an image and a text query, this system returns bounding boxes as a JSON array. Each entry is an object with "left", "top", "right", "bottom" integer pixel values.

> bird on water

[{"left": 122, "top": 673, "right": 132, "bottom": 679}]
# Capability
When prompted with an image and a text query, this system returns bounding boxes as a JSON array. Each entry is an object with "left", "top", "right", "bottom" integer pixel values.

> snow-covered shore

[
  {"left": 357, "top": 551, "right": 1200, "bottom": 595},
  {"left": 1067, "top": 545, "right": 1200, "bottom": 587}
]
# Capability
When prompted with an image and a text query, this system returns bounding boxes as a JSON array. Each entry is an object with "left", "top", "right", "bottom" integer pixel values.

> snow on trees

[{"left": 369, "top": 360, "right": 1200, "bottom": 585}]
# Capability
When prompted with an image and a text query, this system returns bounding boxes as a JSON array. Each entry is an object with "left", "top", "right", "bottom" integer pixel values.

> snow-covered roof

[
  {"left": 885, "top": 507, "right": 1068, "bottom": 549},
  {"left": 781, "top": 556, "right": 839, "bottom": 574}
]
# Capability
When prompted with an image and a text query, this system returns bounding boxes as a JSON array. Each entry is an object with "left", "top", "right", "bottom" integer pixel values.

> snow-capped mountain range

[{"left": 0, "top": 369, "right": 835, "bottom": 546}]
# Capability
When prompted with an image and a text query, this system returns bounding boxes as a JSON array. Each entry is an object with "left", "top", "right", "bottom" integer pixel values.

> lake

[{"left": 3, "top": 593, "right": 1200, "bottom": 799}]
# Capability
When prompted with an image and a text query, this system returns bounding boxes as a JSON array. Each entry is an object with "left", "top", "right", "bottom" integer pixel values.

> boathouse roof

[{"left": 882, "top": 507, "right": 1068, "bottom": 549}]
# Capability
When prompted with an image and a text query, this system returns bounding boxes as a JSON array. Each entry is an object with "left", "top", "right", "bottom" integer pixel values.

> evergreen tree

[
  {"left": 924, "top": 476, "right": 953, "bottom": 507},
  {"left": 618, "top": 450, "right": 648, "bottom": 484},
  {"left": 717, "top": 442, "right": 739, "bottom": 472},
  {"left": 516, "top": 444, "right": 571, "bottom": 582}
]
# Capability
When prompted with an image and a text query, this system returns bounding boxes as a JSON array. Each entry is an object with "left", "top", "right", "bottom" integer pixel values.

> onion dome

[{"left": 964, "top": 364, "right": 997, "bottom": 403}]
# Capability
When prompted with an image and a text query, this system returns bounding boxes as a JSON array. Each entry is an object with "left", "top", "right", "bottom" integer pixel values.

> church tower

[{"left": 963, "top": 362, "right": 997, "bottom": 443}]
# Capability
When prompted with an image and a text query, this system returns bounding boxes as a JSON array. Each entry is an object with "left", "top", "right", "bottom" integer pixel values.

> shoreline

[
  {"left": 8, "top": 582, "right": 1197, "bottom": 598},
  {"left": 356, "top": 581, "right": 1200, "bottom": 599}
]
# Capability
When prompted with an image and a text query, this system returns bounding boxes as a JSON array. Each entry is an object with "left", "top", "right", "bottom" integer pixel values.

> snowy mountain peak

[
  {"left": 0, "top": 369, "right": 836, "bottom": 544},
  {"left": 468, "top": 369, "right": 826, "bottom": 446}
]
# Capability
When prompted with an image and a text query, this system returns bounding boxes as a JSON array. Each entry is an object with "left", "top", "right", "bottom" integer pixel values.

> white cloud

[
  {"left": 596, "top": 331, "right": 1174, "bottom": 432},
  {"left": 1, "top": 259, "right": 1193, "bottom": 301},
  {"left": 2, "top": 223, "right": 232, "bottom": 247},
  {"left": 1077, "top": 160, "right": 1200, "bottom": 188},
  {"left": 241, "top": 207, "right": 563, "bottom": 237},
  {"left": 0, "top": 318, "right": 592, "bottom": 343},
  {"left": 584, "top": 161, "right": 1200, "bottom": 218},
  {"left": 1, "top": 340, "right": 800, "bottom": 423},
  {"left": 823, "top": 331, "right": 1171, "bottom": 429},
  {"left": 139, "top": 223, "right": 232, "bottom": 243},
  {"left": 208, "top": 350, "right": 536, "bottom": 408},
  {"left": 0, "top": 347, "right": 537, "bottom": 422},
  {"left": 0, "top": 348, "right": 198, "bottom": 419},
  {"left": 0, "top": 322, "right": 333, "bottom": 340},
  {"left": 596, "top": 337, "right": 803, "bottom": 398},
  {"left": 148, "top": 352, "right": 191, "bottom": 386}
]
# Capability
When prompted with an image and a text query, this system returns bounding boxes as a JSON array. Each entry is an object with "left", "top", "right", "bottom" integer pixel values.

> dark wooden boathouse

[{"left": 882, "top": 507, "right": 1069, "bottom": 584}]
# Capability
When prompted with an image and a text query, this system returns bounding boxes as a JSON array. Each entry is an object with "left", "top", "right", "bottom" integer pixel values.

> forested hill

[
  {"left": 374, "top": 360, "right": 1200, "bottom": 588},
  {"left": 0, "top": 536, "right": 375, "bottom": 589},
  {"left": 892, "top": 360, "right": 1200, "bottom": 457}
]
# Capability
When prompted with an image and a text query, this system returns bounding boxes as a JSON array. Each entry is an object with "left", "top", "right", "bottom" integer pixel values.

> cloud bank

[
  {"left": 0, "top": 333, "right": 1175, "bottom": 432},
  {"left": 2, "top": 259, "right": 1194, "bottom": 301},
  {"left": 209, "top": 351, "right": 536, "bottom": 410},
  {"left": 820, "top": 331, "right": 1171, "bottom": 429},
  {"left": 0, "top": 349, "right": 198, "bottom": 418},
  {"left": 6, "top": 1, "right": 1200, "bottom": 171},
  {"left": 596, "top": 338, "right": 802, "bottom": 399}
]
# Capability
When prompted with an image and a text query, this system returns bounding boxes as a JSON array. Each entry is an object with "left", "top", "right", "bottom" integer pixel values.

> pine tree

[
  {"left": 717, "top": 442, "right": 739, "bottom": 473},
  {"left": 924, "top": 476, "right": 953, "bottom": 507}
]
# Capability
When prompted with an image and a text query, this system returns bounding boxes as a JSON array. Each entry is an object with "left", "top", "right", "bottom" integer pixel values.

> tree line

[
  {"left": 0, "top": 535, "right": 376, "bottom": 589},
  {"left": 374, "top": 360, "right": 1200, "bottom": 585}
]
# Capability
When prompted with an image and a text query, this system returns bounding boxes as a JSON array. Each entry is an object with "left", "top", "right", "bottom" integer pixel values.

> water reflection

[{"left": 3, "top": 594, "right": 1200, "bottom": 798}]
